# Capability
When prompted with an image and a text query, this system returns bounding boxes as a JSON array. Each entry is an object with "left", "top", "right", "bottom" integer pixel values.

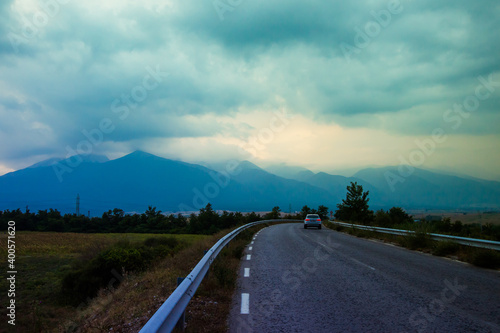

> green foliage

[
  {"left": 374, "top": 209, "right": 393, "bottom": 227},
  {"left": 298, "top": 205, "right": 329, "bottom": 219},
  {"left": 432, "top": 241, "right": 460, "bottom": 257},
  {"left": 317, "top": 205, "right": 329, "bottom": 219},
  {"left": 264, "top": 206, "right": 281, "bottom": 220},
  {"left": 301, "top": 205, "right": 311, "bottom": 218},
  {"left": 373, "top": 207, "right": 413, "bottom": 228},
  {"left": 401, "top": 231, "right": 433, "bottom": 250},
  {"left": 467, "top": 249, "right": 500, "bottom": 269},
  {"left": 212, "top": 260, "right": 236, "bottom": 288},
  {"left": 335, "top": 182, "right": 374, "bottom": 224},
  {"left": 0, "top": 204, "right": 262, "bottom": 235},
  {"left": 451, "top": 220, "right": 463, "bottom": 233},
  {"left": 60, "top": 236, "right": 185, "bottom": 305}
]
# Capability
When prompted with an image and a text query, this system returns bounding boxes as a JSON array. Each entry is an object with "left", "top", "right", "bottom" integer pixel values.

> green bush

[
  {"left": 61, "top": 237, "right": 184, "bottom": 305},
  {"left": 231, "top": 244, "right": 245, "bottom": 259},
  {"left": 212, "top": 260, "right": 236, "bottom": 288},
  {"left": 433, "top": 241, "right": 460, "bottom": 257},
  {"left": 467, "top": 249, "right": 500, "bottom": 269},
  {"left": 401, "top": 231, "right": 433, "bottom": 250}
]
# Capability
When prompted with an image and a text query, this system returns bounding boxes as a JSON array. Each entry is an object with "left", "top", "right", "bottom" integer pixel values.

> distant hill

[
  {"left": 0, "top": 151, "right": 330, "bottom": 215},
  {"left": 265, "top": 163, "right": 314, "bottom": 180},
  {"left": 1, "top": 152, "right": 499, "bottom": 215},
  {"left": 354, "top": 167, "right": 500, "bottom": 209}
]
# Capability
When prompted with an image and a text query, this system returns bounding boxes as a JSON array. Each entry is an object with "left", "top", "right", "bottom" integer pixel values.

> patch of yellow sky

[
  {"left": 138, "top": 109, "right": 500, "bottom": 180},
  {"left": 183, "top": 109, "right": 500, "bottom": 180}
]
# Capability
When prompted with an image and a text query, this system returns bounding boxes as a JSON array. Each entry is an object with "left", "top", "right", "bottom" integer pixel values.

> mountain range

[{"left": 0, "top": 151, "right": 499, "bottom": 216}]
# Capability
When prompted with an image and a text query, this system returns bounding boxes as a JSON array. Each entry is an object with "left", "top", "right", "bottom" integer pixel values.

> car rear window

[{"left": 307, "top": 214, "right": 319, "bottom": 218}]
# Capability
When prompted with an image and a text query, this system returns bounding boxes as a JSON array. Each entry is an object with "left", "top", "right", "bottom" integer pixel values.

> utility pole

[{"left": 76, "top": 194, "right": 80, "bottom": 216}]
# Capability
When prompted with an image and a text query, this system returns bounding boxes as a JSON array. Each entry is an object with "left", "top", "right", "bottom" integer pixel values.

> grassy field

[{"left": 0, "top": 232, "right": 207, "bottom": 333}]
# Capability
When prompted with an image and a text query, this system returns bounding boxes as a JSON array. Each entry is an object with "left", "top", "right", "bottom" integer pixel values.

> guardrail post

[{"left": 176, "top": 277, "right": 186, "bottom": 331}]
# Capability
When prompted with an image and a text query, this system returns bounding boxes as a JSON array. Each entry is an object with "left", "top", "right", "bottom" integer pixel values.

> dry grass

[
  {"left": 0, "top": 232, "right": 207, "bottom": 333},
  {"left": 63, "top": 225, "right": 268, "bottom": 333},
  {"left": 0, "top": 231, "right": 205, "bottom": 257},
  {"left": 62, "top": 233, "right": 220, "bottom": 332}
]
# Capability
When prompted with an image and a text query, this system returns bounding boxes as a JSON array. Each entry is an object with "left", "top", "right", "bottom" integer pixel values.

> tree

[
  {"left": 191, "top": 203, "right": 219, "bottom": 234},
  {"left": 317, "top": 205, "right": 329, "bottom": 219},
  {"left": 334, "top": 182, "right": 374, "bottom": 224},
  {"left": 388, "top": 207, "right": 413, "bottom": 225},
  {"left": 265, "top": 206, "right": 281, "bottom": 220},
  {"left": 301, "top": 205, "right": 311, "bottom": 218},
  {"left": 374, "top": 209, "right": 392, "bottom": 227}
]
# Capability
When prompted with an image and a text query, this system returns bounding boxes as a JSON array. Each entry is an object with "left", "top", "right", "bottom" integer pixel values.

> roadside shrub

[
  {"left": 231, "top": 243, "right": 246, "bottom": 259},
  {"left": 401, "top": 231, "right": 433, "bottom": 250},
  {"left": 433, "top": 241, "right": 460, "bottom": 257},
  {"left": 61, "top": 237, "right": 184, "bottom": 305},
  {"left": 467, "top": 249, "right": 500, "bottom": 269},
  {"left": 212, "top": 260, "right": 236, "bottom": 288}
]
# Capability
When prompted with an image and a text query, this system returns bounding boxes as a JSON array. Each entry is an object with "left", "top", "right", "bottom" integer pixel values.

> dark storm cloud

[{"left": 0, "top": 0, "right": 499, "bottom": 170}]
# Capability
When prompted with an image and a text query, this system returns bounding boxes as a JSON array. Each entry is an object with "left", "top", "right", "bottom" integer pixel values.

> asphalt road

[{"left": 228, "top": 223, "right": 500, "bottom": 333}]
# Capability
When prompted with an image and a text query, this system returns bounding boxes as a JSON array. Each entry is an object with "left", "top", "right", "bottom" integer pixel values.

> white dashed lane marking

[
  {"left": 246, "top": 254, "right": 251, "bottom": 260},
  {"left": 241, "top": 293, "right": 250, "bottom": 314},
  {"left": 244, "top": 268, "right": 250, "bottom": 277}
]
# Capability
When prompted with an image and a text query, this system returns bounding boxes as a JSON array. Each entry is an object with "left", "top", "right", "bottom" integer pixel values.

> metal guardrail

[
  {"left": 139, "top": 219, "right": 302, "bottom": 333},
  {"left": 330, "top": 221, "right": 500, "bottom": 251}
]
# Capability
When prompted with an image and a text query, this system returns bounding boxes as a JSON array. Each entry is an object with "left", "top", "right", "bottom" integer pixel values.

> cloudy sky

[{"left": 1, "top": 0, "right": 499, "bottom": 180}]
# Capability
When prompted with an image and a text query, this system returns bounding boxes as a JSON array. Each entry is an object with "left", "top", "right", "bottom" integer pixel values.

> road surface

[{"left": 228, "top": 223, "right": 500, "bottom": 332}]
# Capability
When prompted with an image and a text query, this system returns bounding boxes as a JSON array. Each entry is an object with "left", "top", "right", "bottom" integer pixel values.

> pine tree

[{"left": 334, "top": 182, "right": 374, "bottom": 224}]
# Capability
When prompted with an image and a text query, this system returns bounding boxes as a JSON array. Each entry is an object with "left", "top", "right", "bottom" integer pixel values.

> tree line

[
  {"left": 0, "top": 204, "right": 262, "bottom": 235},
  {"left": 0, "top": 203, "right": 332, "bottom": 235}
]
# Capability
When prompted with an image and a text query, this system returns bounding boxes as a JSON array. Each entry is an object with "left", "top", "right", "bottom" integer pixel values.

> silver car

[{"left": 304, "top": 214, "right": 321, "bottom": 229}]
